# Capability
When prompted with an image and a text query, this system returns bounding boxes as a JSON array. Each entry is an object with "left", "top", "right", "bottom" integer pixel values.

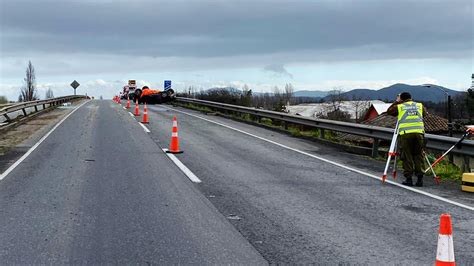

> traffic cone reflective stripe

[
  {"left": 436, "top": 214, "right": 455, "bottom": 266},
  {"left": 167, "top": 116, "right": 183, "bottom": 154},
  {"left": 134, "top": 100, "right": 140, "bottom": 116},
  {"left": 142, "top": 103, "right": 149, "bottom": 124}
]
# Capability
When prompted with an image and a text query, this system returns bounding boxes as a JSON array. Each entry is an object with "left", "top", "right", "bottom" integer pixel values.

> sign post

[
  {"left": 70, "top": 80, "right": 80, "bottom": 95},
  {"left": 164, "top": 80, "right": 171, "bottom": 90}
]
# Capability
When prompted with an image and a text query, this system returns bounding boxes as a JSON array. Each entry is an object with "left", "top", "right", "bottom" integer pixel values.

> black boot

[
  {"left": 415, "top": 176, "right": 423, "bottom": 187},
  {"left": 402, "top": 177, "right": 413, "bottom": 186}
]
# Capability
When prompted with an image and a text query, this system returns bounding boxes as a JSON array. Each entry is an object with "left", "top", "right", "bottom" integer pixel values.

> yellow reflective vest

[{"left": 397, "top": 101, "right": 424, "bottom": 135}]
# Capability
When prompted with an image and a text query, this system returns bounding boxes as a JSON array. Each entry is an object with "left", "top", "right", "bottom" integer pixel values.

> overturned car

[{"left": 135, "top": 86, "right": 175, "bottom": 104}]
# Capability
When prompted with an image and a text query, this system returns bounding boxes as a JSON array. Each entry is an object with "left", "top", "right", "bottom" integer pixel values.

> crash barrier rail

[
  {"left": 0, "top": 95, "right": 88, "bottom": 124},
  {"left": 175, "top": 97, "right": 474, "bottom": 160}
]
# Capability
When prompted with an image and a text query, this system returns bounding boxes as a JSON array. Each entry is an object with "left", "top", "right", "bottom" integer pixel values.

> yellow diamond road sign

[{"left": 70, "top": 80, "right": 80, "bottom": 89}]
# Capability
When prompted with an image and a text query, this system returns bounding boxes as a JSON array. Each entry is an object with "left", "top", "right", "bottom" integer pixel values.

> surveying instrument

[{"left": 382, "top": 120, "right": 439, "bottom": 184}]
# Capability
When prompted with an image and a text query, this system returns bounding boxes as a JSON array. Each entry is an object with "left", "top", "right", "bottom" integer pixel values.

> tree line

[
  {"left": 178, "top": 85, "right": 474, "bottom": 125},
  {"left": 178, "top": 83, "right": 295, "bottom": 112}
]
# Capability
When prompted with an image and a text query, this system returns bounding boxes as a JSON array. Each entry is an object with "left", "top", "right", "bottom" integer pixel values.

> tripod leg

[{"left": 424, "top": 152, "right": 440, "bottom": 185}]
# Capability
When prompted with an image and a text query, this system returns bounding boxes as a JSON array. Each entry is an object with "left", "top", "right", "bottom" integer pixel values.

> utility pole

[{"left": 447, "top": 94, "right": 452, "bottom": 137}]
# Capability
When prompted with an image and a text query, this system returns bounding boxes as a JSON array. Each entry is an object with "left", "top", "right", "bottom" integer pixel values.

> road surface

[
  {"left": 1, "top": 99, "right": 473, "bottom": 264},
  {"left": 0, "top": 100, "right": 265, "bottom": 264}
]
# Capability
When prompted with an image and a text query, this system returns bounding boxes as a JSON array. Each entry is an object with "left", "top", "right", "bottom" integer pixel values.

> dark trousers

[{"left": 400, "top": 133, "right": 425, "bottom": 178}]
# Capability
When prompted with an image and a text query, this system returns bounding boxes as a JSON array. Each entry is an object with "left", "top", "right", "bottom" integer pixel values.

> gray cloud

[
  {"left": 1, "top": 0, "right": 472, "bottom": 61},
  {"left": 264, "top": 64, "right": 293, "bottom": 79}
]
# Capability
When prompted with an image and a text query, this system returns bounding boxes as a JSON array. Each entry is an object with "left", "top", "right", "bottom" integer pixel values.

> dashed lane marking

[
  {"left": 0, "top": 100, "right": 90, "bottom": 181},
  {"left": 163, "top": 148, "right": 202, "bottom": 183},
  {"left": 139, "top": 122, "right": 151, "bottom": 133},
  {"left": 165, "top": 106, "right": 474, "bottom": 211}
]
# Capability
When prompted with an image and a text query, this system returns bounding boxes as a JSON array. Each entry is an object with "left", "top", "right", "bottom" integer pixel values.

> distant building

[
  {"left": 287, "top": 100, "right": 385, "bottom": 121},
  {"left": 362, "top": 103, "right": 393, "bottom": 121}
]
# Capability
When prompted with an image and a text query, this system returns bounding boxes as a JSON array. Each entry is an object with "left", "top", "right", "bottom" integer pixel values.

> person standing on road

[{"left": 387, "top": 92, "right": 428, "bottom": 187}]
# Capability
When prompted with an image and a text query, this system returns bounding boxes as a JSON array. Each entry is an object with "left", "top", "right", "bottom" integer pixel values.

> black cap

[{"left": 400, "top": 92, "right": 411, "bottom": 101}]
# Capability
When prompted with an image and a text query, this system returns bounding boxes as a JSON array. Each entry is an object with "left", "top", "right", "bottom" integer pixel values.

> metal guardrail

[
  {"left": 175, "top": 97, "right": 474, "bottom": 158},
  {"left": 0, "top": 95, "right": 88, "bottom": 124}
]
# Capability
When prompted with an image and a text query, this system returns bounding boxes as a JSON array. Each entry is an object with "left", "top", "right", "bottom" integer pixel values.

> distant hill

[
  {"left": 201, "top": 84, "right": 462, "bottom": 103},
  {"left": 293, "top": 90, "right": 329, "bottom": 98},
  {"left": 324, "top": 84, "right": 462, "bottom": 103}
]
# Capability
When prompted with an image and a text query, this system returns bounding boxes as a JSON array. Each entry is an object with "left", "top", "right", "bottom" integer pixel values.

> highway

[{"left": 1, "top": 99, "right": 473, "bottom": 264}]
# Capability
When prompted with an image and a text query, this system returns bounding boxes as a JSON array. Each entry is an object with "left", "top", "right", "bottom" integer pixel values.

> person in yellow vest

[{"left": 387, "top": 92, "right": 428, "bottom": 187}]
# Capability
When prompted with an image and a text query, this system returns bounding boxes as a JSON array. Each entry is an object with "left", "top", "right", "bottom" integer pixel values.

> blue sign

[{"left": 164, "top": 80, "right": 172, "bottom": 90}]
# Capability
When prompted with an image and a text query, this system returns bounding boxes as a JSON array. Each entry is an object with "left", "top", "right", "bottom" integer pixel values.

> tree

[
  {"left": 18, "top": 61, "right": 39, "bottom": 102},
  {"left": 45, "top": 88, "right": 54, "bottom": 99},
  {"left": 272, "top": 86, "right": 286, "bottom": 111},
  {"left": 326, "top": 88, "right": 346, "bottom": 112},
  {"left": 349, "top": 95, "right": 370, "bottom": 122},
  {"left": 241, "top": 84, "right": 252, "bottom": 107},
  {"left": 284, "top": 83, "right": 294, "bottom": 107}
]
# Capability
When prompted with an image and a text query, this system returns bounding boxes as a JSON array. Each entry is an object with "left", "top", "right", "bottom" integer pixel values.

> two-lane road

[{"left": 0, "top": 100, "right": 265, "bottom": 264}]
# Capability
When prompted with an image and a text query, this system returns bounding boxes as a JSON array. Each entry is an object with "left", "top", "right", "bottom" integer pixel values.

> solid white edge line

[
  {"left": 166, "top": 106, "right": 474, "bottom": 211},
  {"left": 0, "top": 100, "right": 90, "bottom": 181},
  {"left": 128, "top": 112, "right": 134, "bottom": 117},
  {"left": 162, "top": 148, "right": 202, "bottom": 183},
  {"left": 139, "top": 122, "right": 151, "bottom": 133},
  {"left": 122, "top": 106, "right": 126, "bottom": 110}
]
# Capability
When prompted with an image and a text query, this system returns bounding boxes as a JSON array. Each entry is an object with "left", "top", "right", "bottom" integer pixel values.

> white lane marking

[
  {"left": 139, "top": 122, "right": 151, "bottom": 133},
  {"left": 162, "top": 148, "right": 202, "bottom": 183},
  {"left": 166, "top": 106, "right": 474, "bottom": 211},
  {"left": 122, "top": 106, "right": 126, "bottom": 110},
  {"left": 128, "top": 112, "right": 134, "bottom": 117},
  {"left": 0, "top": 100, "right": 90, "bottom": 181}
]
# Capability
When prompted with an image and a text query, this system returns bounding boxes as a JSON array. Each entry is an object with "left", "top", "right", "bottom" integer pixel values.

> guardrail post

[
  {"left": 34, "top": 105, "right": 38, "bottom": 112},
  {"left": 320, "top": 129, "right": 325, "bottom": 139},
  {"left": 284, "top": 121, "right": 289, "bottom": 130},
  {"left": 3, "top": 113, "right": 10, "bottom": 122},
  {"left": 22, "top": 108, "right": 27, "bottom": 117},
  {"left": 462, "top": 155, "right": 470, "bottom": 173},
  {"left": 371, "top": 138, "right": 379, "bottom": 158},
  {"left": 43, "top": 104, "right": 46, "bottom": 110}
]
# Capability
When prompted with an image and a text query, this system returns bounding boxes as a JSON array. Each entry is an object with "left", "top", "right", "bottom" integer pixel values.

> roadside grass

[{"left": 426, "top": 154, "right": 463, "bottom": 181}]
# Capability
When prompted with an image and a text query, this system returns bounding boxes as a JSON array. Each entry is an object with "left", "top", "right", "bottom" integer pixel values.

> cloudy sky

[{"left": 0, "top": 0, "right": 473, "bottom": 100}]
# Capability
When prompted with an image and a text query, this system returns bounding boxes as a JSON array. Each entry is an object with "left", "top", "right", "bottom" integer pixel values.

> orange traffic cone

[
  {"left": 126, "top": 96, "right": 131, "bottom": 109},
  {"left": 134, "top": 100, "right": 140, "bottom": 116},
  {"left": 166, "top": 116, "right": 183, "bottom": 154},
  {"left": 436, "top": 214, "right": 455, "bottom": 266},
  {"left": 141, "top": 103, "right": 149, "bottom": 124}
]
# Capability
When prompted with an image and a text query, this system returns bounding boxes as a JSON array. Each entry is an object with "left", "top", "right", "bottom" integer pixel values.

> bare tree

[
  {"left": 45, "top": 88, "right": 54, "bottom": 99},
  {"left": 284, "top": 83, "right": 294, "bottom": 107},
  {"left": 326, "top": 88, "right": 346, "bottom": 112},
  {"left": 18, "top": 61, "right": 39, "bottom": 102},
  {"left": 349, "top": 95, "right": 370, "bottom": 122},
  {"left": 241, "top": 84, "right": 252, "bottom": 106}
]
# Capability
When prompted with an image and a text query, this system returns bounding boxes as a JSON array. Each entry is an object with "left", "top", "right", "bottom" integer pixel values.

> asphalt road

[
  {"left": 0, "top": 100, "right": 265, "bottom": 264},
  {"left": 143, "top": 104, "right": 474, "bottom": 264}
]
